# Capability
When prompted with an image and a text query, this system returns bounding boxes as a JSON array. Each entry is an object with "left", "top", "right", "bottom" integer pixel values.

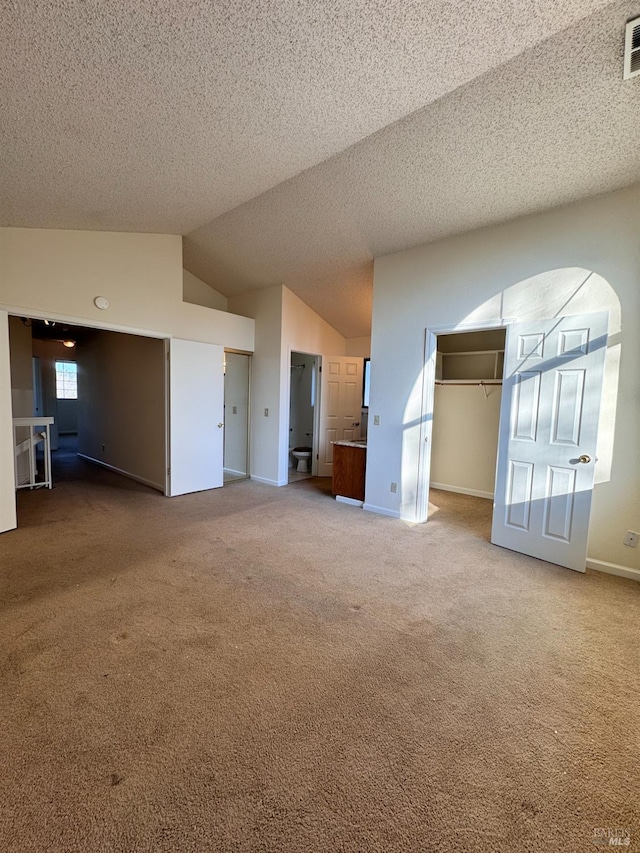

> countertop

[{"left": 331, "top": 440, "right": 367, "bottom": 448}]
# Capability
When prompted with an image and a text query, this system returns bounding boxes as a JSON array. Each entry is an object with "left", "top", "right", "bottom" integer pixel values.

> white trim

[
  {"left": 363, "top": 502, "right": 401, "bottom": 519},
  {"left": 224, "top": 349, "right": 252, "bottom": 484},
  {"left": 223, "top": 467, "right": 247, "bottom": 478},
  {"left": 164, "top": 338, "right": 170, "bottom": 495},
  {"left": 586, "top": 558, "right": 640, "bottom": 583},
  {"left": 335, "top": 495, "right": 364, "bottom": 507},
  {"left": 430, "top": 482, "right": 494, "bottom": 500},
  {"left": 416, "top": 317, "right": 513, "bottom": 526},
  {"left": 285, "top": 347, "right": 322, "bottom": 482},
  {"left": 250, "top": 475, "right": 281, "bottom": 486},
  {"left": 0, "top": 303, "right": 170, "bottom": 341},
  {"left": 426, "top": 318, "right": 516, "bottom": 334},
  {"left": 77, "top": 453, "right": 164, "bottom": 492}
]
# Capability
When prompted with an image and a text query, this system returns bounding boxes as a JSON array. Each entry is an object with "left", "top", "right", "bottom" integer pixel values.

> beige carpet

[{"left": 1, "top": 448, "right": 638, "bottom": 852}]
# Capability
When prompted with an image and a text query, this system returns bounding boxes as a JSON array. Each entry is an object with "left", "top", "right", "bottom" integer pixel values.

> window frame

[{"left": 55, "top": 360, "right": 78, "bottom": 400}]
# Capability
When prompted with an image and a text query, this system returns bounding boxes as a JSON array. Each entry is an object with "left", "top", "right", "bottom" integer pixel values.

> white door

[
  {"left": 0, "top": 310, "right": 17, "bottom": 533},
  {"left": 168, "top": 339, "right": 224, "bottom": 497},
  {"left": 491, "top": 312, "right": 608, "bottom": 572},
  {"left": 317, "top": 357, "right": 363, "bottom": 477}
]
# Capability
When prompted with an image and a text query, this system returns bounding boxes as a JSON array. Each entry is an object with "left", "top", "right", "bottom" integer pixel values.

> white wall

[
  {"left": 0, "top": 227, "right": 255, "bottom": 513},
  {"left": 183, "top": 269, "right": 228, "bottom": 312},
  {"left": 0, "top": 229, "right": 253, "bottom": 351},
  {"left": 229, "top": 285, "right": 283, "bottom": 485},
  {"left": 77, "top": 329, "right": 165, "bottom": 490},
  {"left": 367, "top": 184, "right": 640, "bottom": 573},
  {"left": 8, "top": 317, "right": 34, "bottom": 484},
  {"left": 280, "top": 287, "right": 345, "bottom": 483},
  {"left": 229, "top": 285, "right": 346, "bottom": 485},
  {"left": 431, "top": 385, "right": 502, "bottom": 498},
  {"left": 345, "top": 336, "right": 371, "bottom": 357}
]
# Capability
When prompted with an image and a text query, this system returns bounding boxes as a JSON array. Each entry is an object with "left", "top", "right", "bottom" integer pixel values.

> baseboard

[
  {"left": 336, "top": 495, "right": 364, "bottom": 508},
  {"left": 223, "top": 467, "right": 247, "bottom": 478},
  {"left": 363, "top": 503, "right": 401, "bottom": 519},
  {"left": 586, "top": 558, "right": 640, "bottom": 583},
  {"left": 430, "top": 482, "right": 494, "bottom": 500},
  {"left": 250, "top": 475, "right": 280, "bottom": 487},
  {"left": 77, "top": 453, "right": 164, "bottom": 493}
]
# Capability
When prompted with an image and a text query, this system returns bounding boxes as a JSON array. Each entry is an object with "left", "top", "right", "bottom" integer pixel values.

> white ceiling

[{"left": 2, "top": 1, "right": 638, "bottom": 337}]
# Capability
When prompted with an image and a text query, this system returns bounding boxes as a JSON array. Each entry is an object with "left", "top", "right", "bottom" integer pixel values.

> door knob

[
  {"left": 578, "top": 454, "right": 591, "bottom": 463},
  {"left": 218, "top": 422, "right": 224, "bottom": 428}
]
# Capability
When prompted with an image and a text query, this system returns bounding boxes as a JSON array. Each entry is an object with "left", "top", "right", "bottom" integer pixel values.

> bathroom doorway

[
  {"left": 223, "top": 351, "right": 251, "bottom": 483},
  {"left": 288, "top": 352, "right": 318, "bottom": 483}
]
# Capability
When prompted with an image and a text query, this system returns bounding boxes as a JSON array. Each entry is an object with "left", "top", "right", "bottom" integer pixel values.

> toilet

[{"left": 291, "top": 446, "right": 312, "bottom": 473}]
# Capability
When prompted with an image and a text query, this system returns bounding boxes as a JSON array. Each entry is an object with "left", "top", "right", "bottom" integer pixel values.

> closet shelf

[{"left": 435, "top": 379, "right": 503, "bottom": 386}]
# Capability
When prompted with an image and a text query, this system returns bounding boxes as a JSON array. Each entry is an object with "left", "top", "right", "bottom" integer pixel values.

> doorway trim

[
  {"left": 415, "top": 318, "right": 514, "bottom": 525},
  {"left": 285, "top": 348, "right": 322, "bottom": 482},
  {"left": 223, "top": 348, "right": 252, "bottom": 484}
]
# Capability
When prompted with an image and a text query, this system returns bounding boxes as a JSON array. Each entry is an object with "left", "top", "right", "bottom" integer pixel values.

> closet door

[{"left": 491, "top": 312, "right": 608, "bottom": 572}]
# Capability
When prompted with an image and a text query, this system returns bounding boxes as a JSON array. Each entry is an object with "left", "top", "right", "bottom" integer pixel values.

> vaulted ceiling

[{"left": 3, "top": 1, "right": 639, "bottom": 337}]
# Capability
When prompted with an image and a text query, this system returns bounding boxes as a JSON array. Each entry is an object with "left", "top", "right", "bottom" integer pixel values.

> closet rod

[{"left": 435, "top": 380, "right": 502, "bottom": 386}]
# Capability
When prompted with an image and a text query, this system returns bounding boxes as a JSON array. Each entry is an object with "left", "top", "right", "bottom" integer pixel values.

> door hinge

[
  {"left": 316, "top": 454, "right": 319, "bottom": 460},
  {"left": 167, "top": 467, "right": 171, "bottom": 476},
  {"left": 319, "top": 365, "right": 322, "bottom": 373}
]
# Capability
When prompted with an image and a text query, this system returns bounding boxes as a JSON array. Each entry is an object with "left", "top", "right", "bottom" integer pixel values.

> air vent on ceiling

[{"left": 624, "top": 16, "right": 640, "bottom": 79}]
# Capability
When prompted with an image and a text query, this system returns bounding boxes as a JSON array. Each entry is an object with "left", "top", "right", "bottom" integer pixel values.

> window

[
  {"left": 362, "top": 358, "right": 371, "bottom": 408},
  {"left": 55, "top": 361, "right": 78, "bottom": 399}
]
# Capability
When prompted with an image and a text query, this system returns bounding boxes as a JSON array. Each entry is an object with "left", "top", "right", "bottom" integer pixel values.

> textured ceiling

[
  {"left": 2, "top": 0, "right": 637, "bottom": 338},
  {"left": 2, "top": 0, "right": 613, "bottom": 233},
  {"left": 185, "top": 1, "right": 640, "bottom": 336}
]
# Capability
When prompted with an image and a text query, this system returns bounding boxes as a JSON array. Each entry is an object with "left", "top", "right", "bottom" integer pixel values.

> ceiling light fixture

[{"left": 62, "top": 339, "right": 76, "bottom": 348}]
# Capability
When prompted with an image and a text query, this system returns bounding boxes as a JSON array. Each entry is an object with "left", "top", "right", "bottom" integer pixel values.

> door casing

[
  {"left": 416, "top": 314, "right": 607, "bottom": 572},
  {"left": 415, "top": 319, "right": 513, "bottom": 526}
]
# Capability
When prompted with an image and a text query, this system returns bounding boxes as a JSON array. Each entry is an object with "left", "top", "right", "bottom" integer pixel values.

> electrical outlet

[
  {"left": 390, "top": 482, "right": 398, "bottom": 493},
  {"left": 232, "top": 405, "right": 237, "bottom": 414},
  {"left": 101, "top": 444, "right": 105, "bottom": 452},
  {"left": 264, "top": 408, "right": 269, "bottom": 417},
  {"left": 623, "top": 530, "right": 639, "bottom": 548},
  {"left": 373, "top": 415, "right": 380, "bottom": 426}
]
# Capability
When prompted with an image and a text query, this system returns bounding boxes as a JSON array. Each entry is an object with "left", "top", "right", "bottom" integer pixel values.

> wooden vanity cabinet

[{"left": 332, "top": 443, "right": 367, "bottom": 502}]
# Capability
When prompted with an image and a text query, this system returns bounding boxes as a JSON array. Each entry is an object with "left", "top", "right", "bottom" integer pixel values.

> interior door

[
  {"left": 0, "top": 310, "right": 17, "bottom": 533},
  {"left": 317, "top": 356, "right": 363, "bottom": 477},
  {"left": 168, "top": 338, "right": 224, "bottom": 497},
  {"left": 491, "top": 312, "right": 608, "bottom": 572}
]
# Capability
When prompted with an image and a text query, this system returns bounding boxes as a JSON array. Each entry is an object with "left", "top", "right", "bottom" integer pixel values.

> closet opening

[{"left": 430, "top": 328, "right": 506, "bottom": 532}]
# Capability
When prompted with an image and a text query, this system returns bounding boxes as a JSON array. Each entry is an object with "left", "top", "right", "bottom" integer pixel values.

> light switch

[{"left": 373, "top": 415, "right": 380, "bottom": 426}]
